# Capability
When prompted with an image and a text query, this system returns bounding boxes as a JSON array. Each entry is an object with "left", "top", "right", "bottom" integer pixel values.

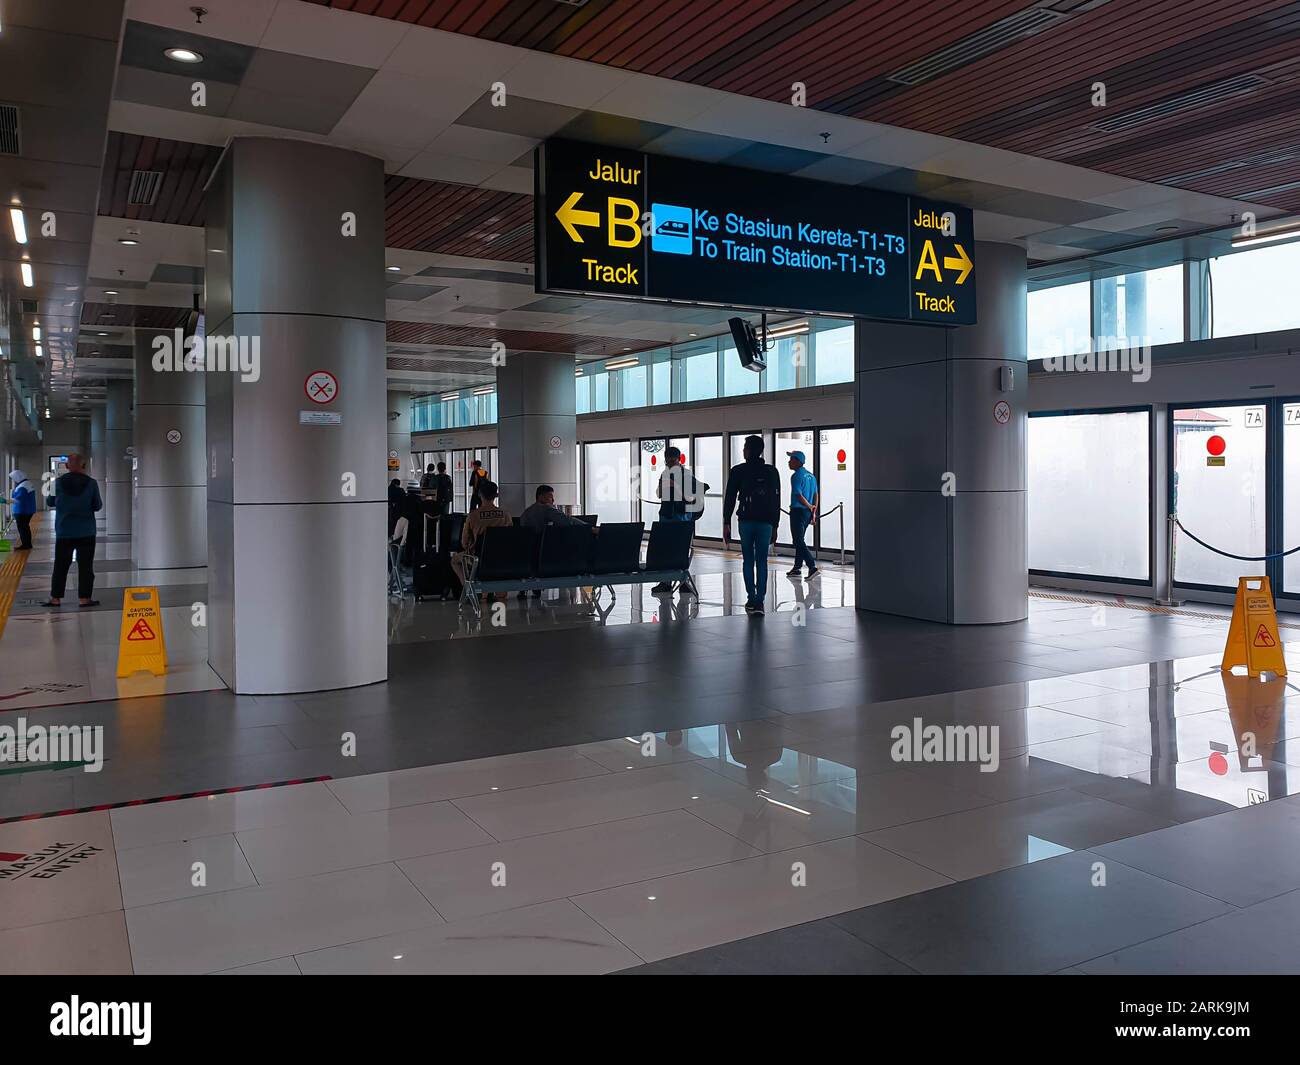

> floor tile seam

[{"left": 561, "top": 896, "right": 650, "bottom": 967}]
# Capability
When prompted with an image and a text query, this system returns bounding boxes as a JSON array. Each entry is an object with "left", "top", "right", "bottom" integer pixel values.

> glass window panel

[
  {"left": 576, "top": 374, "right": 590, "bottom": 415},
  {"left": 692, "top": 435, "right": 724, "bottom": 539},
  {"left": 593, "top": 371, "right": 610, "bottom": 412},
  {"left": 675, "top": 340, "right": 718, "bottom": 402},
  {"left": 1028, "top": 411, "right": 1150, "bottom": 580},
  {"left": 1028, "top": 281, "right": 1091, "bottom": 359},
  {"left": 1094, "top": 265, "right": 1183, "bottom": 349},
  {"left": 639, "top": 438, "right": 665, "bottom": 521},
  {"left": 1210, "top": 240, "right": 1300, "bottom": 338},
  {"left": 619, "top": 364, "right": 647, "bottom": 409},
  {"left": 722, "top": 341, "right": 761, "bottom": 396},
  {"left": 1172, "top": 404, "right": 1265, "bottom": 588},
  {"left": 583, "top": 441, "right": 631, "bottom": 524},
  {"left": 651, "top": 350, "right": 670, "bottom": 407},
  {"left": 813, "top": 324, "right": 852, "bottom": 385},
  {"left": 817, "top": 428, "right": 854, "bottom": 552}
]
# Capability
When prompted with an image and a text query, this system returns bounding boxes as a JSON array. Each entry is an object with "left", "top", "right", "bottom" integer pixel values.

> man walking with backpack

[
  {"left": 651, "top": 446, "right": 707, "bottom": 594},
  {"left": 722, "top": 435, "right": 781, "bottom": 615}
]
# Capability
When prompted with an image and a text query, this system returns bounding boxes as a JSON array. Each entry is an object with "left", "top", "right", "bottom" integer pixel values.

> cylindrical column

[
  {"left": 855, "top": 240, "right": 1027, "bottom": 624},
  {"left": 133, "top": 330, "right": 207, "bottom": 568},
  {"left": 90, "top": 405, "right": 107, "bottom": 531},
  {"left": 204, "top": 137, "right": 387, "bottom": 694},
  {"left": 496, "top": 352, "right": 577, "bottom": 515},
  {"left": 104, "top": 380, "right": 132, "bottom": 537},
  {"left": 387, "top": 389, "right": 411, "bottom": 484}
]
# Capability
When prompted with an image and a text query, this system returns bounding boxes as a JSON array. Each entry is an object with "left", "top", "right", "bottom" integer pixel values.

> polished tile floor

[{"left": 3, "top": 531, "right": 1297, "bottom": 973}]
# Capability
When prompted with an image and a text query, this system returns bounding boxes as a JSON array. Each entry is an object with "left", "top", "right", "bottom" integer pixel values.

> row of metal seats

[{"left": 474, "top": 520, "right": 693, "bottom": 581}]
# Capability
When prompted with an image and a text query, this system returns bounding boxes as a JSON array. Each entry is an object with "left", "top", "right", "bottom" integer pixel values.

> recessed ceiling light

[
  {"left": 95, "top": 331, "right": 111, "bottom": 337},
  {"left": 35, "top": 345, "right": 43, "bottom": 359},
  {"left": 32, "top": 325, "right": 40, "bottom": 340},
  {"left": 104, "top": 289, "right": 119, "bottom": 296},
  {"left": 9, "top": 207, "right": 27, "bottom": 244},
  {"left": 688, "top": 332, "right": 697, "bottom": 337},
  {"left": 1156, "top": 225, "right": 1178, "bottom": 233},
  {"left": 20, "top": 262, "right": 33, "bottom": 287},
  {"left": 164, "top": 47, "right": 203, "bottom": 63},
  {"left": 386, "top": 265, "right": 401, "bottom": 273},
  {"left": 117, "top": 237, "right": 140, "bottom": 246}
]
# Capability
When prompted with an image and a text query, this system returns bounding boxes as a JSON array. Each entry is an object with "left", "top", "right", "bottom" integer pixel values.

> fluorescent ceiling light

[
  {"left": 164, "top": 47, "right": 203, "bottom": 63},
  {"left": 103, "top": 289, "right": 119, "bottom": 296},
  {"left": 575, "top": 369, "right": 584, "bottom": 377},
  {"left": 117, "top": 236, "right": 140, "bottom": 246},
  {"left": 472, "top": 385, "right": 495, "bottom": 395},
  {"left": 35, "top": 345, "right": 43, "bottom": 359},
  {"left": 20, "top": 262, "right": 33, "bottom": 287},
  {"left": 766, "top": 320, "right": 810, "bottom": 339},
  {"left": 604, "top": 357, "right": 639, "bottom": 370},
  {"left": 1232, "top": 222, "right": 1300, "bottom": 249},
  {"left": 440, "top": 391, "right": 461, "bottom": 401},
  {"left": 9, "top": 206, "right": 27, "bottom": 244},
  {"left": 32, "top": 325, "right": 40, "bottom": 340},
  {"left": 386, "top": 265, "right": 401, "bottom": 273}
]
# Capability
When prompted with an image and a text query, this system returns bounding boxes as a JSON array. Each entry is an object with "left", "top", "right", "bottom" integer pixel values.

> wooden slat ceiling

[
  {"left": 81, "top": 302, "right": 190, "bottom": 328},
  {"left": 98, "top": 137, "right": 536, "bottom": 261},
  {"left": 311, "top": 0, "right": 1300, "bottom": 211},
  {"left": 386, "top": 320, "right": 657, "bottom": 355}
]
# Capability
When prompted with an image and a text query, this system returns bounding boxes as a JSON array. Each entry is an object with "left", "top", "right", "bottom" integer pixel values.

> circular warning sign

[
  {"left": 166, "top": 428, "right": 182, "bottom": 445},
  {"left": 1207, "top": 434, "right": 1226, "bottom": 456},
  {"left": 993, "top": 400, "right": 1011, "bottom": 425},
  {"left": 388, "top": 449, "right": 399, "bottom": 459},
  {"left": 305, "top": 370, "right": 338, "bottom": 404},
  {"left": 549, "top": 435, "right": 562, "bottom": 450}
]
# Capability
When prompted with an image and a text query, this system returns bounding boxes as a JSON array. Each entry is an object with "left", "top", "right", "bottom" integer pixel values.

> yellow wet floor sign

[
  {"left": 1222, "top": 576, "right": 1286, "bottom": 677},
  {"left": 117, "top": 587, "right": 167, "bottom": 677}
]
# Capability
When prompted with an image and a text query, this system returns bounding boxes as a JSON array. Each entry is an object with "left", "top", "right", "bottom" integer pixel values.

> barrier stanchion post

[
  {"left": 1155, "top": 513, "right": 1183, "bottom": 607},
  {"left": 838, "top": 504, "right": 845, "bottom": 567}
]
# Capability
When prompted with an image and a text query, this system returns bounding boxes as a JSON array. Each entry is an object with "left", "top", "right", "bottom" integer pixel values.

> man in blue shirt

[
  {"left": 42, "top": 454, "right": 103, "bottom": 607},
  {"left": 786, "top": 451, "right": 820, "bottom": 580},
  {"left": 4, "top": 469, "right": 36, "bottom": 550}
]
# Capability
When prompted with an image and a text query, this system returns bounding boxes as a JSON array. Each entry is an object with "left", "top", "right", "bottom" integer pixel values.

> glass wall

[
  {"left": 817, "top": 427, "right": 855, "bottom": 552},
  {"left": 1093, "top": 265, "right": 1183, "bottom": 349},
  {"left": 775, "top": 429, "right": 815, "bottom": 546},
  {"left": 583, "top": 440, "right": 632, "bottom": 524},
  {"left": 1172, "top": 404, "right": 1266, "bottom": 588},
  {"left": 1028, "top": 280, "right": 1091, "bottom": 360},
  {"left": 676, "top": 340, "right": 719, "bottom": 403},
  {"left": 693, "top": 435, "right": 724, "bottom": 539},
  {"left": 1028, "top": 410, "right": 1150, "bottom": 581},
  {"left": 812, "top": 323, "right": 853, "bottom": 385},
  {"left": 1285, "top": 403, "right": 1300, "bottom": 592},
  {"left": 639, "top": 438, "right": 665, "bottom": 518},
  {"left": 1210, "top": 240, "right": 1300, "bottom": 339}
]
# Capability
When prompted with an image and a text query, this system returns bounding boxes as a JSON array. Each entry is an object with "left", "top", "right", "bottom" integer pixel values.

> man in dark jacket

[
  {"left": 43, "top": 454, "right": 104, "bottom": 607},
  {"left": 722, "top": 435, "right": 781, "bottom": 615}
]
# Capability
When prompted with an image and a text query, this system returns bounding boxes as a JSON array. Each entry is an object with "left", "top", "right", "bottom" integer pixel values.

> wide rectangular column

[
  {"left": 855, "top": 241, "right": 1028, "bottom": 624},
  {"left": 205, "top": 137, "right": 387, "bottom": 694},
  {"left": 496, "top": 352, "right": 576, "bottom": 515},
  {"left": 90, "top": 405, "right": 106, "bottom": 531}
]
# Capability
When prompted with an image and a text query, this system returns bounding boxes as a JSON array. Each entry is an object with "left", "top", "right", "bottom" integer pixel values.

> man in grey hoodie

[{"left": 43, "top": 454, "right": 104, "bottom": 607}]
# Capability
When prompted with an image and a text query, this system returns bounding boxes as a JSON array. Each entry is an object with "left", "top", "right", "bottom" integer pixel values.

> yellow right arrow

[
  {"left": 942, "top": 243, "right": 973, "bottom": 285},
  {"left": 555, "top": 191, "right": 600, "bottom": 243}
]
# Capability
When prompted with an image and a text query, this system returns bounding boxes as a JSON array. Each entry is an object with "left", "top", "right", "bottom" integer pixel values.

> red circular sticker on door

[
  {"left": 305, "top": 370, "right": 338, "bottom": 404},
  {"left": 993, "top": 400, "right": 1011, "bottom": 425},
  {"left": 1207, "top": 435, "right": 1226, "bottom": 456},
  {"left": 836, "top": 449, "right": 846, "bottom": 463}
]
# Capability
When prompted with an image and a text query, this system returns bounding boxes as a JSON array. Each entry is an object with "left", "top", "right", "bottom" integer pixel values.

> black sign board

[{"left": 535, "top": 139, "right": 976, "bottom": 325}]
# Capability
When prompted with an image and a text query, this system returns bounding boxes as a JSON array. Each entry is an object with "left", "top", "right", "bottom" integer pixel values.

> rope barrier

[{"left": 1173, "top": 517, "right": 1300, "bottom": 562}]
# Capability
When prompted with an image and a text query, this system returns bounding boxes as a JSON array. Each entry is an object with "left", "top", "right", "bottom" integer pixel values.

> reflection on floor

[
  {"left": 0, "top": 532, "right": 222, "bottom": 711},
  {"left": 387, "top": 549, "right": 856, "bottom": 642}
]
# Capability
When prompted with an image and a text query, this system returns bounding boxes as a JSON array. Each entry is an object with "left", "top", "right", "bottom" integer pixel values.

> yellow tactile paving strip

[{"left": 0, "top": 514, "right": 38, "bottom": 640}]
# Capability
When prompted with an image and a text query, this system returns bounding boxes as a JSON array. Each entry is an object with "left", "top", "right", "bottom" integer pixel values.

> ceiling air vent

[
  {"left": 127, "top": 169, "right": 164, "bottom": 206},
  {"left": 0, "top": 103, "right": 20, "bottom": 156},
  {"left": 885, "top": 7, "right": 1068, "bottom": 86},
  {"left": 1094, "top": 74, "right": 1269, "bottom": 133},
  {"left": 21, "top": 299, "right": 38, "bottom": 314}
]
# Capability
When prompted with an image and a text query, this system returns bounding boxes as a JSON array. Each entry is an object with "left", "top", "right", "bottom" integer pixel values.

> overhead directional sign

[{"left": 535, "top": 139, "right": 976, "bottom": 324}]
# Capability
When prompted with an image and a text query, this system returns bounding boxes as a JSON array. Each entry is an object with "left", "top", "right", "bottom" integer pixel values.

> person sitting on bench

[
  {"left": 517, "top": 484, "right": 588, "bottom": 598},
  {"left": 451, "top": 479, "right": 511, "bottom": 598}
]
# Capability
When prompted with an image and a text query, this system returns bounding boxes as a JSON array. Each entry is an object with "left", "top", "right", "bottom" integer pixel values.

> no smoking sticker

[
  {"left": 305, "top": 370, "right": 338, "bottom": 404},
  {"left": 166, "top": 429, "right": 182, "bottom": 444},
  {"left": 993, "top": 400, "right": 1011, "bottom": 425}
]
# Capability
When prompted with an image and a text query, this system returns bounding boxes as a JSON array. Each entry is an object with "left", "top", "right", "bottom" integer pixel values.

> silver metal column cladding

[
  {"left": 204, "top": 138, "right": 387, "bottom": 694},
  {"left": 854, "top": 241, "right": 1027, "bottom": 624},
  {"left": 90, "top": 405, "right": 106, "bottom": 531},
  {"left": 387, "top": 389, "right": 412, "bottom": 484},
  {"left": 104, "top": 380, "right": 133, "bottom": 537},
  {"left": 495, "top": 352, "right": 577, "bottom": 515},
  {"left": 133, "top": 330, "right": 207, "bottom": 568}
]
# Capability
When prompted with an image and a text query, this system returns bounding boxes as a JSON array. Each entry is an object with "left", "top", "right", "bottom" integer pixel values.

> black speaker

[{"left": 728, "top": 316, "right": 766, "bottom": 372}]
